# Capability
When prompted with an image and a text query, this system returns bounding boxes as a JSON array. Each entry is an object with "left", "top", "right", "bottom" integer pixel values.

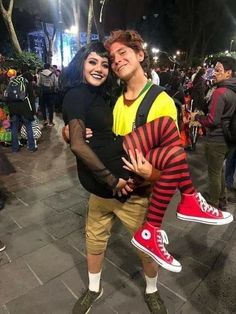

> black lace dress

[{"left": 62, "top": 84, "right": 129, "bottom": 198}]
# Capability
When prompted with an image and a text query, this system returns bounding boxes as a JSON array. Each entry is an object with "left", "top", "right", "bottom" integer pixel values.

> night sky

[{"left": 0, "top": 0, "right": 236, "bottom": 58}]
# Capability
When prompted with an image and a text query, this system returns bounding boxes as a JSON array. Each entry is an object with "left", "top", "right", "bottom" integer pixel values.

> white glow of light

[
  {"left": 143, "top": 42, "right": 148, "bottom": 49},
  {"left": 152, "top": 48, "right": 160, "bottom": 54},
  {"left": 176, "top": 50, "right": 180, "bottom": 55},
  {"left": 65, "top": 25, "right": 78, "bottom": 34}
]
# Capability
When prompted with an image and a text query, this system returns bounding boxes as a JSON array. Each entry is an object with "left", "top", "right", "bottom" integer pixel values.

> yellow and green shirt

[{"left": 112, "top": 84, "right": 177, "bottom": 136}]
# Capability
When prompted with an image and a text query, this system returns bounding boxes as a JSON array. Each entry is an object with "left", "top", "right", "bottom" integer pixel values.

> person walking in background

[
  {"left": 6, "top": 71, "right": 37, "bottom": 152},
  {"left": 191, "top": 56, "right": 236, "bottom": 209},
  {"left": 38, "top": 63, "right": 56, "bottom": 127}
]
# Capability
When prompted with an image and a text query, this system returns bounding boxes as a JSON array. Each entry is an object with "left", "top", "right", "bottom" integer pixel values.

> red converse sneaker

[
  {"left": 177, "top": 192, "right": 233, "bottom": 225},
  {"left": 131, "top": 222, "right": 182, "bottom": 273}
]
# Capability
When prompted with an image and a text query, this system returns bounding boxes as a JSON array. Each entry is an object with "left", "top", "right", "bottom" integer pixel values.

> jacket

[
  {"left": 196, "top": 77, "right": 236, "bottom": 143},
  {"left": 38, "top": 69, "right": 57, "bottom": 91}
]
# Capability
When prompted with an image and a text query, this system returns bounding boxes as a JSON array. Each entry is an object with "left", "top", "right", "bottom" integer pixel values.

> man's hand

[{"left": 122, "top": 149, "right": 152, "bottom": 180}]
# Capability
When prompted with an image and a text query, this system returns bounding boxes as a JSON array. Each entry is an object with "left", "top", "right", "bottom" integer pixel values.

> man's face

[
  {"left": 213, "top": 62, "right": 232, "bottom": 83},
  {"left": 109, "top": 42, "right": 144, "bottom": 81}
]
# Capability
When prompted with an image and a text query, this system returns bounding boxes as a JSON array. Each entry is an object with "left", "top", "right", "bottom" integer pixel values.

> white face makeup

[
  {"left": 213, "top": 62, "right": 232, "bottom": 83},
  {"left": 83, "top": 52, "right": 109, "bottom": 87}
]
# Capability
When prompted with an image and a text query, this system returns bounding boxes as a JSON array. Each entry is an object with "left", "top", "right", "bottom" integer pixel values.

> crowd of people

[{"left": 0, "top": 29, "right": 236, "bottom": 314}]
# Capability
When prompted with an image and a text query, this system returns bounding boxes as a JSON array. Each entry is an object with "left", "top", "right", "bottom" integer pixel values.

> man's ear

[
  {"left": 137, "top": 51, "right": 145, "bottom": 62},
  {"left": 226, "top": 69, "right": 232, "bottom": 79}
]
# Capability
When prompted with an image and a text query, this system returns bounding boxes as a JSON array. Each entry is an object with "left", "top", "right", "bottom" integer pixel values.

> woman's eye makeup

[
  {"left": 88, "top": 60, "right": 97, "bottom": 65},
  {"left": 102, "top": 63, "right": 109, "bottom": 69}
]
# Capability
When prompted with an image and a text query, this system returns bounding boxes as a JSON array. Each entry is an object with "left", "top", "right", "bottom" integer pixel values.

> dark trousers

[
  {"left": 205, "top": 141, "right": 229, "bottom": 206},
  {"left": 225, "top": 147, "right": 236, "bottom": 187},
  {"left": 40, "top": 93, "right": 54, "bottom": 123},
  {"left": 11, "top": 115, "right": 35, "bottom": 152}
]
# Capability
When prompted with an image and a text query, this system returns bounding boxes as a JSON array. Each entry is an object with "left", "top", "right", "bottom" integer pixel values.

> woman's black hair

[{"left": 61, "top": 41, "right": 114, "bottom": 95}]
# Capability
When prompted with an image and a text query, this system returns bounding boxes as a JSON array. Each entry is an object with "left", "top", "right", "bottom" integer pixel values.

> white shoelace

[
  {"left": 156, "top": 230, "right": 171, "bottom": 260},
  {"left": 196, "top": 193, "right": 219, "bottom": 216}
]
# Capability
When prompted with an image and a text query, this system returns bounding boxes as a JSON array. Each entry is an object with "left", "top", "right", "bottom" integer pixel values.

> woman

[{"left": 62, "top": 41, "right": 233, "bottom": 273}]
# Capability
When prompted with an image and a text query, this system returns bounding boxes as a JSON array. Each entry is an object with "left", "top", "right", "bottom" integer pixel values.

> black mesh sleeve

[{"left": 69, "top": 118, "right": 119, "bottom": 189}]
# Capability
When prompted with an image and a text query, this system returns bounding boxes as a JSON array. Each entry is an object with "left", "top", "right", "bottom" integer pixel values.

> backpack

[
  {"left": 4, "top": 76, "right": 28, "bottom": 101},
  {"left": 40, "top": 72, "right": 55, "bottom": 94},
  {"left": 222, "top": 108, "right": 236, "bottom": 145},
  {"left": 134, "top": 84, "right": 181, "bottom": 129}
]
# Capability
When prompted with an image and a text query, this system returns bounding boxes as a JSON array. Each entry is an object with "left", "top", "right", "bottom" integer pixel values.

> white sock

[
  {"left": 145, "top": 274, "right": 158, "bottom": 294},
  {"left": 88, "top": 271, "right": 102, "bottom": 292}
]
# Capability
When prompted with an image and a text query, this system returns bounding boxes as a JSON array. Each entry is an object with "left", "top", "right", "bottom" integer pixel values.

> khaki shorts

[{"left": 86, "top": 193, "right": 150, "bottom": 259}]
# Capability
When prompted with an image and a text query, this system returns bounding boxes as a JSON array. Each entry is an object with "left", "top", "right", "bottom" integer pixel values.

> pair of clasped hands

[{"left": 63, "top": 125, "right": 152, "bottom": 197}]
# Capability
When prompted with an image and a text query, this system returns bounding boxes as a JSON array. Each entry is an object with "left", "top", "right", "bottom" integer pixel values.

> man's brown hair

[{"left": 104, "top": 29, "right": 150, "bottom": 77}]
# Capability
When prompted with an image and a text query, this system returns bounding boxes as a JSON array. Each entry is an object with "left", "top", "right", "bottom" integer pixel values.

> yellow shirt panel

[{"left": 113, "top": 89, "right": 177, "bottom": 136}]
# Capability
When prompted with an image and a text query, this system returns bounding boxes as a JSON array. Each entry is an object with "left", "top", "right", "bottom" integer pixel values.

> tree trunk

[
  {"left": 87, "top": 0, "right": 93, "bottom": 44},
  {"left": 42, "top": 22, "right": 56, "bottom": 64},
  {"left": 0, "top": 0, "right": 22, "bottom": 54},
  {"left": 72, "top": 0, "right": 80, "bottom": 48},
  {"left": 93, "top": 0, "right": 106, "bottom": 40}
]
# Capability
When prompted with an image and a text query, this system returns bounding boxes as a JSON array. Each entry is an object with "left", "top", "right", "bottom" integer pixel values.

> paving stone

[
  {"left": 0, "top": 251, "right": 10, "bottom": 267},
  {"left": 43, "top": 186, "right": 88, "bottom": 212},
  {"left": 0, "top": 306, "right": 8, "bottom": 314},
  {"left": 2, "top": 225, "right": 53, "bottom": 260},
  {"left": 68, "top": 198, "right": 88, "bottom": 216},
  {"left": 0, "top": 213, "right": 20, "bottom": 237},
  {"left": 6, "top": 201, "right": 57, "bottom": 227},
  {"left": 103, "top": 279, "right": 150, "bottom": 314},
  {"left": 59, "top": 259, "right": 131, "bottom": 300},
  {"left": 41, "top": 210, "right": 85, "bottom": 239},
  {"left": 89, "top": 301, "right": 118, "bottom": 314},
  {"left": 165, "top": 224, "right": 227, "bottom": 268},
  {"left": 0, "top": 259, "right": 40, "bottom": 306},
  {"left": 105, "top": 236, "right": 143, "bottom": 276},
  {"left": 158, "top": 257, "right": 210, "bottom": 300},
  {"left": 13, "top": 185, "right": 56, "bottom": 204},
  {"left": 5, "top": 278, "right": 76, "bottom": 314},
  {"left": 60, "top": 229, "right": 86, "bottom": 255},
  {"left": 176, "top": 300, "right": 215, "bottom": 314},
  {"left": 23, "top": 241, "right": 85, "bottom": 283},
  {"left": 191, "top": 267, "right": 236, "bottom": 314},
  {"left": 184, "top": 220, "right": 236, "bottom": 242}
]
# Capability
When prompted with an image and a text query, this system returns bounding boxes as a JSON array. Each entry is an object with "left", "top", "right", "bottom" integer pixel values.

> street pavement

[{"left": 0, "top": 115, "right": 235, "bottom": 314}]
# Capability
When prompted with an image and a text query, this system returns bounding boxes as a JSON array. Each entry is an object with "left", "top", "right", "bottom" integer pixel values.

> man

[
  {"left": 38, "top": 63, "right": 57, "bottom": 126},
  {"left": 191, "top": 56, "right": 236, "bottom": 208}
]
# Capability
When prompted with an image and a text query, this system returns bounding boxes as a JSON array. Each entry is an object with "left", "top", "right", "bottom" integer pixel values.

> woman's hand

[
  {"left": 122, "top": 149, "right": 152, "bottom": 180},
  {"left": 113, "top": 178, "right": 134, "bottom": 196},
  {"left": 85, "top": 128, "right": 93, "bottom": 141}
]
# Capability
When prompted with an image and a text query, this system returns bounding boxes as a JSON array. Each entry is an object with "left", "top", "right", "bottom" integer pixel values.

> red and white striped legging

[{"left": 123, "top": 116, "right": 195, "bottom": 227}]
